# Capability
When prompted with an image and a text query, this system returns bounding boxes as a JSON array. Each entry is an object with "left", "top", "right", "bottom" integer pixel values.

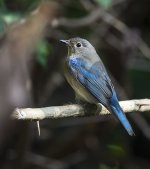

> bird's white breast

[{"left": 64, "top": 56, "right": 97, "bottom": 103}]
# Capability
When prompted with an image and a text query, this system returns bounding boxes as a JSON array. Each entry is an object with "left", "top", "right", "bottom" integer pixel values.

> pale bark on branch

[{"left": 12, "top": 99, "right": 150, "bottom": 120}]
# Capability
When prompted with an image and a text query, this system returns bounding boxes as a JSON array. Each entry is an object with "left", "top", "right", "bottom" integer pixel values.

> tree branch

[
  {"left": 12, "top": 99, "right": 150, "bottom": 120},
  {"left": 52, "top": 7, "right": 150, "bottom": 60}
]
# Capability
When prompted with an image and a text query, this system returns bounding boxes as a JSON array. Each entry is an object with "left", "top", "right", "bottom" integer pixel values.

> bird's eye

[{"left": 76, "top": 42, "right": 82, "bottom": 48}]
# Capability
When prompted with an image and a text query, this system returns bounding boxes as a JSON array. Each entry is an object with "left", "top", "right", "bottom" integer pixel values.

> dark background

[{"left": 0, "top": 0, "right": 150, "bottom": 169}]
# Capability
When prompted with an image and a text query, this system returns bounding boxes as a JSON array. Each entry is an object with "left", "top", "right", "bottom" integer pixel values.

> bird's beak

[{"left": 60, "top": 39, "right": 70, "bottom": 45}]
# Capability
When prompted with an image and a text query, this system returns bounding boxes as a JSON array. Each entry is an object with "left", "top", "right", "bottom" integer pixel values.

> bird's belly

[{"left": 64, "top": 63, "right": 97, "bottom": 103}]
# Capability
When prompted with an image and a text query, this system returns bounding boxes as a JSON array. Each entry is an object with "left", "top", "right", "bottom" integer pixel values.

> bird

[{"left": 60, "top": 37, "right": 134, "bottom": 136}]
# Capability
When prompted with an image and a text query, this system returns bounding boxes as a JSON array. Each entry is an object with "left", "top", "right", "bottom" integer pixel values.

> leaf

[
  {"left": 36, "top": 40, "right": 50, "bottom": 67},
  {"left": 96, "top": 0, "right": 112, "bottom": 9},
  {"left": 99, "top": 164, "right": 112, "bottom": 169},
  {"left": 0, "top": 0, "right": 6, "bottom": 9},
  {"left": 107, "top": 144, "right": 125, "bottom": 157},
  {"left": 0, "top": 12, "right": 22, "bottom": 24},
  {"left": 99, "top": 163, "right": 119, "bottom": 169}
]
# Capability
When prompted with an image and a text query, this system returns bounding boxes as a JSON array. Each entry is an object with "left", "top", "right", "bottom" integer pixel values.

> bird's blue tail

[{"left": 109, "top": 93, "right": 135, "bottom": 136}]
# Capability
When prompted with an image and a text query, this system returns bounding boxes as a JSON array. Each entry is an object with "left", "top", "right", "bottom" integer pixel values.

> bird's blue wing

[
  {"left": 68, "top": 57, "right": 113, "bottom": 107},
  {"left": 68, "top": 57, "right": 134, "bottom": 136}
]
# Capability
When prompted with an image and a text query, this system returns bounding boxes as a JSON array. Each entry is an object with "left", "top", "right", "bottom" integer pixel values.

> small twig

[
  {"left": 139, "top": 39, "right": 150, "bottom": 60},
  {"left": 52, "top": 8, "right": 102, "bottom": 28},
  {"left": 37, "top": 121, "right": 40, "bottom": 136},
  {"left": 12, "top": 99, "right": 150, "bottom": 120}
]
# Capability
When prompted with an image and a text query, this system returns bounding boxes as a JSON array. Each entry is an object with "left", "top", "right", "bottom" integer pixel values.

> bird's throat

[{"left": 67, "top": 46, "right": 75, "bottom": 56}]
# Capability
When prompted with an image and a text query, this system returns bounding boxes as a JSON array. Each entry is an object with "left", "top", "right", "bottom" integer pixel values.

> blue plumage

[
  {"left": 110, "top": 92, "right": 135, "bottom": 136},
  {"left": 61, "top": 37, "right": 134, "bottom": 136}
]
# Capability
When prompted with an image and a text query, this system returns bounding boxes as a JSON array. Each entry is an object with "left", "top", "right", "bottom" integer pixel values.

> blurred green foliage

[
  {"left": 64, "top": 1, "right": 88, "bottom": 18},
  {"left": 96, "top": 0, "right": 112, "bottom": 9},
  {"left": 99, "top": 163, "right": 119, "bottom": 169},
  {"left": 107, "top": 144, "right": 125, "bottom": 157},
  {"left": 36, "top": 40, "right": 51, "bottom": 67},
  {"left": 0, "top": 11, "right": 22, "bottom": 24}
]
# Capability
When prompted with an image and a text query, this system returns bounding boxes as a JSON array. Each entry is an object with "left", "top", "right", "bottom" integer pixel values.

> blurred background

[{"left": 0, "top": 0, "right": 150, "bottom": 168}]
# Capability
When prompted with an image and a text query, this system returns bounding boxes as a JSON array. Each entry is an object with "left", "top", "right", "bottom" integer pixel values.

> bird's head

[{"left": 60, "top": 37, "right": 97, "bottom": 59}]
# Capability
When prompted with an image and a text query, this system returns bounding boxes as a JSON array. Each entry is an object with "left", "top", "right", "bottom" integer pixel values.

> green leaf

[
  {"left": 96, "top": 0, "right": 112, "bottom": 8},
  {"left": 0, "top": 0, "right": 6, "bottom": 9},
  {"left": 36, "top": 40, "right": 50, "bottom": 67},
  {"left": 99, "top": 163, "right": 119, "bottom": 169},
  {"left": 107, "top": 144, "right": 125, "bottom": 157},
  {"left": 0, "top": 12, "right": 22, "bottom": 24},
  {"left": 99, "top": 164, "right": 111, "bottom": 169}
]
